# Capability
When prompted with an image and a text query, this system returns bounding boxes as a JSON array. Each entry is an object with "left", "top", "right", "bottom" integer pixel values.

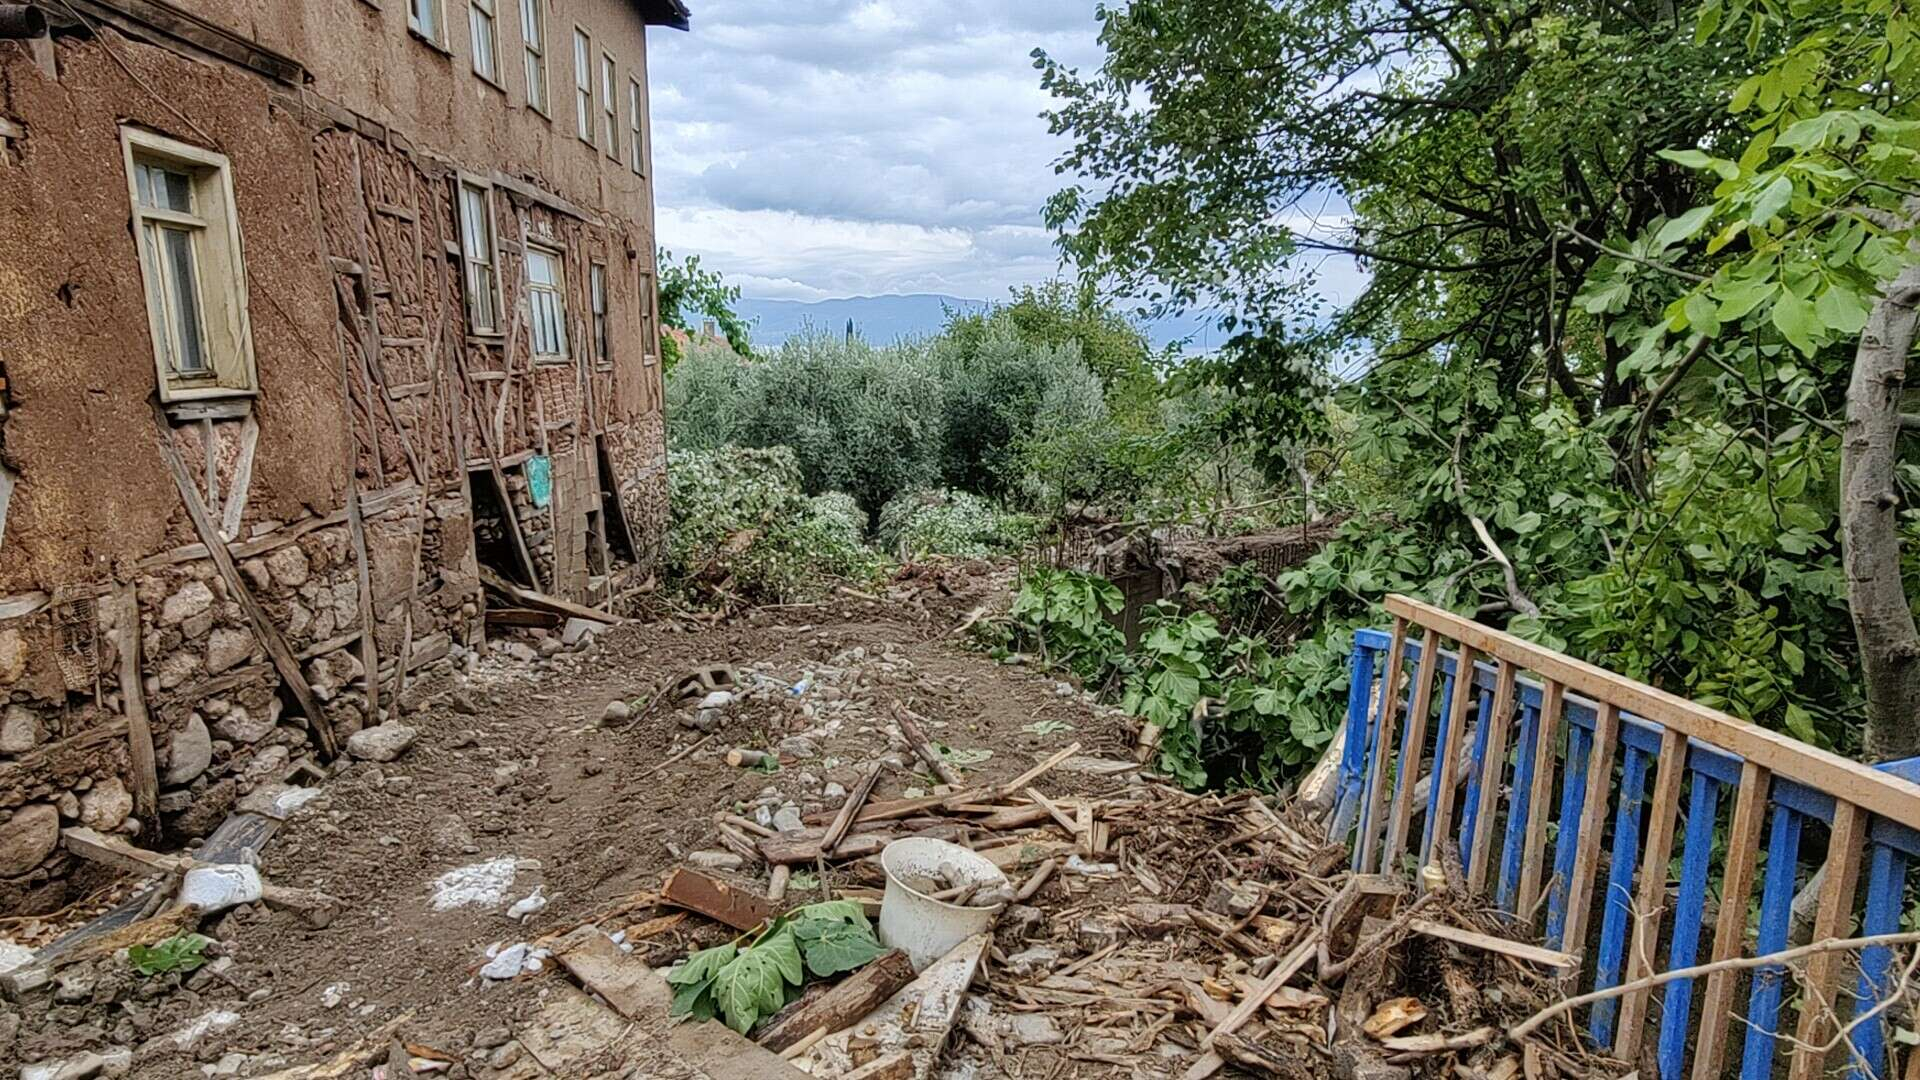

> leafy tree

[{"left": 657, "top": 248, "right": 753, "bottom": 368}]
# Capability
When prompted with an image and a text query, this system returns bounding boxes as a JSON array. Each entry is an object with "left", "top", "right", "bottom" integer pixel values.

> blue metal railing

[{"left": 1328, "top": 624, "right": 1920, "bottom": 1080}]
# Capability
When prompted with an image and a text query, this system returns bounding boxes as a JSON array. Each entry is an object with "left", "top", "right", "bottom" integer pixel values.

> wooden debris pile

[{"left": 615, "top": 750, "right": 1635, "bottom": 1079}]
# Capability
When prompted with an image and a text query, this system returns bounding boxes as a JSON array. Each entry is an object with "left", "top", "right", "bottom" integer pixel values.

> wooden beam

[
  {"left": 755, "top": 950, "right": 915, "bottom": 1052},
  {"left": 1560, "top": 701, "right": 1620, "bottom": 957},
  {"left": 1404, "top": 918, "right": 1575, "bottom": 970},
  {"left": 1788, "top": 800, "right": 1867, "bottom": 1080},
  {"left": 1691, "top": 761, "right": 1770, "bottom": 1080},
  {"left": 1383, "top": 628, "right": 1442, "bottom": 870},
  {"left": 1357, "top": 616, "right": 1409, "bottom": 872},
  {"left": 661, "top": 866, "right": 774, "bottom": 931},
  {"left": 1465, "top": 659, "right": 1518, "bottom": 894},
  {"left": 150, "top": 401, "right": 337, "bottom": 758},
  {"left": 1516, "top": 680, "right": 1564, "bottom": 926},
  {"left": 113, "top": 586, "right": 159, "bottom": 843},
  {"left": 1613, "top": 726, "right": 1688, "bottom": 1061},
  {"left": 1423, "top": 644, "right": 1479, "bottom": 867},
  {"left": 1385, "top": 595, "right": 1920, "bottom": 826}
]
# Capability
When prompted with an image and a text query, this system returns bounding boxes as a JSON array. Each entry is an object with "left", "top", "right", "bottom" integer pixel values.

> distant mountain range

[{"left": 734, "top": 293, "right": 1229, "bottom": 353}]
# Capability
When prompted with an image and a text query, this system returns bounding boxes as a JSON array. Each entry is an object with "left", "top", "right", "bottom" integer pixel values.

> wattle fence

[{"left": 1328, "top": 594, "right": 1920, "bottom": 1080}]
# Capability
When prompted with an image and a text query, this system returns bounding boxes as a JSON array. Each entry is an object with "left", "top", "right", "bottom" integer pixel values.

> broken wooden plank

[
  {"left": 484, "top": 607, "right": 563, "bottom": 629},
  {"left": 661, "top": 866, "right": 775, "bottom": 932},
  {"left": 481, "top": 566, "right": 620, "bottom": 625},
  {"left": 822, "top": 763, "right": 884, "bottom": 858},
  {"left": 1023, "top": 787, "right": 1080, "bottom": 838},
  {"left": 62, "top": 826, "right": 189, "bottom": 878},
  {"left": 113, "top": 585, "right": 159, "bottom": 844},
  {"left": 891, "top": 702, "right": 959, "bottom": 786},
  {"left": 151, "top": 400, "right": 337, "bottom": 758},
  {"left": 797, "top": 934, "right": 987, "bottom": 1080},
  {"left": 992, "top": 741, "right": 1084, "bottom": 798},
  {"left": 1405, "top": 918, "right": 1576, "bottom": 969},
  {"left": 1188, "top": 928, "right": 1322, "bottom": 1079},
  {"left": 756, "top": 949, "right": 916, "bottom": 1052}
]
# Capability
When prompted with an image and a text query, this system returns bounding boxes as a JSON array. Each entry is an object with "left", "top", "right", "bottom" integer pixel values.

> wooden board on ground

[
  {"left": 549, "top": 926, "right": 812, "bottom": 1080},
  {"left": 662, "top": 866, "right": 776, "bottom": 931},
  {"left": 798, "top": 933, "right": 989, "bottom": 1080}
]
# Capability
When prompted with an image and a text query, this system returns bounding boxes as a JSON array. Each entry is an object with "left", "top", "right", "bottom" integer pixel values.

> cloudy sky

[{"left": 645, "top": 1, "right": 1366, "bottom": 312}]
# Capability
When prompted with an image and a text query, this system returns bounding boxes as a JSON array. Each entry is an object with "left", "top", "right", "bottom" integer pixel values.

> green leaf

[
  {"left": 1770, "top": 290, "right": 1821, "bottom": 356},
  {"left": 1750, "top": 175, "right": 1793, "bottom": 227},
  {"left": 797, "top": 919, "right": 886, "bottom": 977},
  {"left": 1684, "top": 292, "right": 1722, "bottom": 337},
  {"left": 1814, "top": 286, "right": 1871, "bottom": 335},
  {"left": 712, "top": 944, "right": 796, "bottom": 1034},
  {"left": 1655, "top": 206, "right": 1715, "bottom": 250},
  {"left": 1511, "top": 511, "right": 1543, "bottom": 535},
  {"left": 1658, "top": 148, "right": 1713, "bottom": 169},
  {"left": 668, "top": 942, "right": 737, "bottom": 986}
]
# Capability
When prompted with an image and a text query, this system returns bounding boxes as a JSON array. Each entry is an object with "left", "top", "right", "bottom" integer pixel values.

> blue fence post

[
  {"left": 1458, "top": 677, "right": 1497, "bottom": 866},
  {"left": 1329, "top": 635, "right": 1380, "bottom": 846},
  {"left": 1496, "top": 696, "right": 1542, "bottom": 914},
  {"left": 1739, "top": 803, "right": 1805, "bottom": 1080},
  {"left": 1546, "top": 717, "right": 1593, "bottom": 948},
  {"left": 1657, "top": 763, "right": 1723, "bottom": 1080},
  {"left": 1588, "top": 741, "right": 1652, "bottom": 1045}
]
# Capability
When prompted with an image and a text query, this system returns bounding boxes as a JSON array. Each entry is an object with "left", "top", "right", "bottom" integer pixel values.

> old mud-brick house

[{"left": 0, "top": 0, "right": 688, "bottom": 913}]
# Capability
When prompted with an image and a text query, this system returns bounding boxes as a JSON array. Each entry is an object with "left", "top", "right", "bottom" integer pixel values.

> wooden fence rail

[{"left": 1328, "top": 594, "right": 1920, "bottom": 1080}]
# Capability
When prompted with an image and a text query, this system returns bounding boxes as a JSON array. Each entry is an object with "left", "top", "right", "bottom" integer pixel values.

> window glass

[{"left": 470, "top": 0, "right": 497, "bottom": 81}]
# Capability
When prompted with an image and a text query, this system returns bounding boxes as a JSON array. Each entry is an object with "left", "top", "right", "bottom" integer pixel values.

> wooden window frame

[
  {"left": 520, "top": 0, "right": 548, "bottom": 117},
  {"left": 627, "top": 76, "right": 646, "bottom": 176},
  {"left": 572, "top": 27, "right": 593, "bottom": 146},
  {"left": 408, "top": 0, "right": 448, "bottom": 50},
  {"left": 600, "top": 52, "right": 618, "bottom": 162},
  {"left": 455, "top": 176, "right": 504, "bottom": 337},
  {"left": 121, "top": 127, "right": 258, "bottom": 403},
  {"left": 590, "top": 261, "right": 611, "bottom": 369},
  {"left": 638, "top": 266, "right": 658, "bottom": 367},
  {"left": 468, "top": 0, "right": 501, "bottom": 87},
  {"left": 526, "top": 244, "right": 570, "bottom": 363}
]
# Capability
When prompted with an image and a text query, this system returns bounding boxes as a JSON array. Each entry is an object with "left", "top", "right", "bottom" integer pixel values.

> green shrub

[
  {"left": 932, "top": 318, "right": 1108, "bottom": 497},
  {"left": 667, "top": 446, "right": 883, "bottom": 601},
  {"left": 875, "top": 489, "right": 1039, "bottom": 559}
]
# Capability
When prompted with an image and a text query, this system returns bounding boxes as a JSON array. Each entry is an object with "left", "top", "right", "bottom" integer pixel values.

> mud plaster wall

[{"left": 0, "top": 33, "right": 347, "bottom": 596}]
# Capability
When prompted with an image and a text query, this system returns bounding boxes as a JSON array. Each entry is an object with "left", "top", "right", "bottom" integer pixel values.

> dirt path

[{"left": 9, "top": 567, "right": 1140, "bottom": 1077}]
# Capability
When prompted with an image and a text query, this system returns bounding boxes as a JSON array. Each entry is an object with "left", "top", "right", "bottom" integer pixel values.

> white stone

[
  {"left": 162, "top": 714, "right": 213, "bottom": 786},
  {"left": 0, "top": 705, "right": 43, "bottom": 754},
  {"left": 78, "top": 777, "right": 132, "bottom": 831},
  {"left": 431, "top": 856, "right": 517, "bottom": 911},
  {"left": 160, "top": 581, "right": 215, "bottom": 626},
  {"left": 346, "top": 724, "right": 418, "bottom": 762},
  {"left": 264, "top": 545, "right": 311, "bottom": 588},
  {"left": 212, "top": 706, "right": 274, "bottom": 744},
  {"left": 561, "top": 618, "right": 605, "bottom": 647},
  {"left": 204, "top": 627, "right": 255, "bottom": 675},
  {"left": 0, "top": 628, "right": 24, "bottom": 684}
]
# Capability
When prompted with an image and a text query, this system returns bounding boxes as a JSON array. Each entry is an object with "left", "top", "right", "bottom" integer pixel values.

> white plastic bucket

[{"left": 877, "top": 837, "right": 1008, "bottom": 972}]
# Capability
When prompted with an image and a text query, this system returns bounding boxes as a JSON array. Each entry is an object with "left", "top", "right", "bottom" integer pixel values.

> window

[
  {"left": 527, "top": 247, "right": 568, "bottom": 359},
  {"left": 590, "top": 263, "right": 610, "bottom": 364},
  {"left": 627, "top": 78, "right": 645, "bottom": 175},
  {"left": 409, "top": 0, "right": 441, "bottom": 44},
  {"left": 469, "top": 0, "right": 498, "bottom": 83},
  {"left": 638, "top": 267, "right": 658, "bottom": 365},
  {"left": 600, "top": 53, "right": 618, "bottom": 160},
  {"left": 573, "top": 29, "right": 593, "bottom": 144},
  {"left": 520, "top": 0, "right": 547, "bottom": 115},
  {"left": 457, "top": 181, "right": 500, "bottom": 334},
  {"left": 121, "top": 129, "right": 257, "bottom": 401}
]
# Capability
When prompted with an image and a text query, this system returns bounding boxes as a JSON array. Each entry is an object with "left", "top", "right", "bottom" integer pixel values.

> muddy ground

[{"left": 6, "top": 562, "right": 1151, "bottom": 1078}]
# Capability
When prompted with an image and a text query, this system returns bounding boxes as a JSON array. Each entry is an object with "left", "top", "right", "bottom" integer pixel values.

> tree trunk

[{"left": 1842, "top": 254, "right": 1920, "bottom": 760}]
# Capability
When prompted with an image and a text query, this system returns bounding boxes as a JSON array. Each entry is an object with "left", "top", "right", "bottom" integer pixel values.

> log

[
  {"left": 662, "top": 866, "right": 775, "bottom": 932},
  {"left": 113, "top": 586, "right": 159, "bottom": 844},
  {"left": 891, "top": 703, "right": 959, "bottom": 786},
  {"left": 755, "top": 949, "right": 916, "bottom": 1052}
]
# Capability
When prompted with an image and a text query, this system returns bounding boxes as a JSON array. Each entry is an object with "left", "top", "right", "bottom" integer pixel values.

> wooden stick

[
  {"left": 1014, "top": 858, "right": 1058, "bottom": 902},
  {"left": 1405, "top": 919, "right": 1575, "bottom": 969},
  {"left": 1357, "top": 617, "right": 1408, "bottom": 871},
  {"left": 150, "top": 400, "right": 337, "bottom": 759},
  {"left": 1465, "top": 659, "right": 1517, "bottom": 894},
  {"left": 1024, "top": 788, "right": 1080, "bottom": 839},
  {"left": 891, "top": 703, "right": 959, "bottom": 786},
  {"left": 994, "top": 741, "right": 1084, "bottom": 798},
  {"left": 1511, "top": 930, "right": 1920, "bottom": 1042},
  {"left": 1199, "top": 928, "right": 1322, "bottom": 1052},
  {"left": 1321, "top": 892, "right": 1437, "bottom": 981},
  {"left": 636, "top": 733, "right": 716, "bottom": 781},
  {"left": 1382, "top": 628, "right": 1442, "bottom": 869},
  {"left": 822, "top": 763, "right": 884, "bottom": 857}
]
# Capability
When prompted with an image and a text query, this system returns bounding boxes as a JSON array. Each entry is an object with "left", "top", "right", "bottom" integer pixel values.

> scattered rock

[
  {"left": 204, "top": 627, "right": 255, "bottom": 675},
  {"left": 447, "top": 687, "right": 480, "bottom": 715},
  {"left": 561, "top": 618, "right": 604, "bottom": 647},
  {"left": 212, "top": 706, "right": 273, "bottom": 744},
  {"left": 78, "top": 778, "right": 132, "bottom": 832},
  {"left": 473, "top": 1026, "right": 512, "bottom": 1050},
  {"left": 505, "top": 642, "right": 538, "bottom": 664},
  {"left": 772, "top": 805, "right": 804, "bottom": 833},
  {"left": 536, "top": 637, "right": 564, "bottom": 658},
  {"left": 777, "top": 736, "right": 818, "bottom": 760},
  {"left": 0, "top": 804, "right": 59, "bottom": 877},
  {"left": 686, "top": 850, "right": 744, "bottom": 871},
  {"left": 1000, "top": 945, "right": 1059, "bottom": 977},
  {"left": 346, "top": 724, "right": 418, "bottom": 763},
  {"left": 600, "top": 700, "right": 631, "bottom": 726},
  {"left": 265, "top": 545, "right": 311, "bottom": 588},
  {"left": 52, "top": 966, "right": 95, "bottom": 1004},
  {"left": 159, "top": 581, "right": 214, "bottom": 626},
  {"left": 429, "top": 814, "right": 475, "bottom": 856},
  {"left": 0, "top": 705, "right": 43, "bottom": 754},
  {"left": 1003, "top": 1013, "right": 1065, "bottom": 1047},
  {"left": 161, "top": 715, "right": 213, "bottom": 786}
]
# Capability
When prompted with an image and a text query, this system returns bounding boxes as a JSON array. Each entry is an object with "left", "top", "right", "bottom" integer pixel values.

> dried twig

[{"left": 1509, "top": 931, "right": 1920, "bottom": 1041}]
